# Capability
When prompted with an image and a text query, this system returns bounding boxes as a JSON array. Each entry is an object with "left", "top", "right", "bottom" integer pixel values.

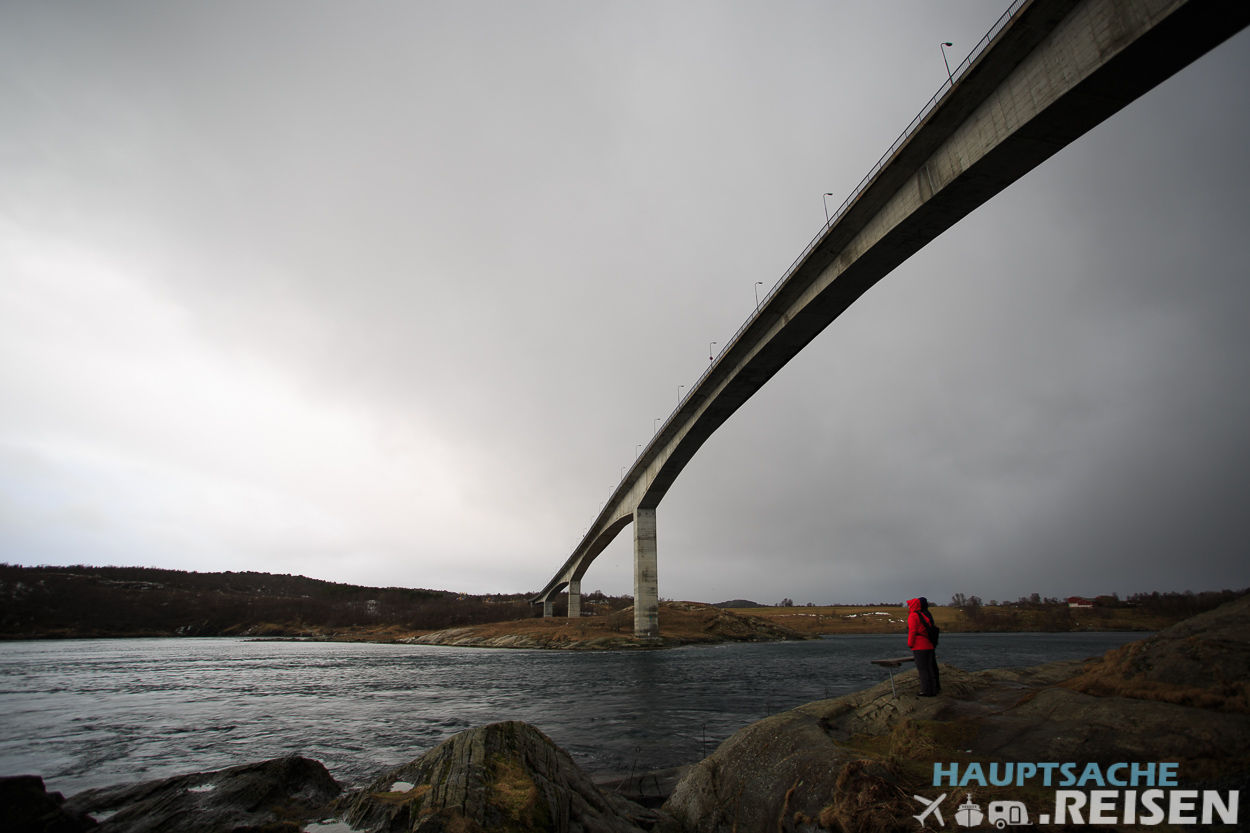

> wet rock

[
  {"left": 594, "top": 766, "right": 692, "bottom": 810},
  {"left": 335, "top": 720, "right": 679, "bottom": 832},
  {"left": 665, "top": 596, "right": 1250, "bottom": 832},
  {"left": 0, "top": 775, "right": 97, "bottom": 833},
  {"left": 61, "top": 755, "right": 340, "bottom": 833},
  {"left": 405, "top": 630, "right": 553, "bottom": 649},
  {"left": 661, "top": 707, "right": 869, "bottom": 833}
]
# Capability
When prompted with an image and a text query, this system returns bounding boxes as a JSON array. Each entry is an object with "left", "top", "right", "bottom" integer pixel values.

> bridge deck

[{"left": 533, "top": 0, "right": 1250, "bottom": 627}]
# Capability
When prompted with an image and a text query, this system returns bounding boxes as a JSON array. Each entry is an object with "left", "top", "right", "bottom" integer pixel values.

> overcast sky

[{"left": 2, "top": 2, "right": 1248, "bottom": 606}]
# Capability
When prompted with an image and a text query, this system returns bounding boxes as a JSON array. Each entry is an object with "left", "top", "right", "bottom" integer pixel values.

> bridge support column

[
  {"left": 633, "top": 506, "right": 659, "bottom": 638},
  {"left": 542, "top": 599, "right": 553, "bottom": 618},
  {"left": 567, "top": 578, "right": 580, "bottom": 619}
]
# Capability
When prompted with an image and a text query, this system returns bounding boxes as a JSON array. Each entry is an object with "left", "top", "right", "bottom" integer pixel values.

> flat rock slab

[{"left": 61, "top": 755, "right": 340, "bottom": 833}]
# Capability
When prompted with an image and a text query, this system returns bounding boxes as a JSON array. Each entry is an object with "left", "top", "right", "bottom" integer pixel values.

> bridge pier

[
  {"left": 633, "top": 507, "right": 659, "bottom": 638},
  {"left": 567, "top": 578, "right": 580, "bottom": 619},
  {"left": 542, "top": 599, "right": 553, "bottom": 618}
]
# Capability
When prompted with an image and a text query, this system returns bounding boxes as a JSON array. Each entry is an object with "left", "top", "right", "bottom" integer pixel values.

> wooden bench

[{"left": 870, "top": 656, "right": 915, "bottom": 698}]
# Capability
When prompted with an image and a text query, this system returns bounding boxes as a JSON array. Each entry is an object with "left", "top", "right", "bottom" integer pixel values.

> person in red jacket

[{"left": 907, "top": 597, "right": 940, "bottom": 696}]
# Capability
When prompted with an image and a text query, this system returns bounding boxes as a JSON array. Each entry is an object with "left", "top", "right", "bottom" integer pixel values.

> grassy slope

[{"left": 733, "top": 604, "right": 1178, "bottom": 634}]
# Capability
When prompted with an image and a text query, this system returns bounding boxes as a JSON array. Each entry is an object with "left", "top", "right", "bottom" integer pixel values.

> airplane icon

[{"left": 912, "top": 793, "right": 947, "bottom": 827}]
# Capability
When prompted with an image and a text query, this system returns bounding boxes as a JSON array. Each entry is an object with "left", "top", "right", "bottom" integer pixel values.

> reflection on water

[{"left": 0, "top": 631, "right": 1145, "bottom": 794}]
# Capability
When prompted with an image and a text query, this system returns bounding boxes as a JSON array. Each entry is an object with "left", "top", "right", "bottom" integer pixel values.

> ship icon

[{"left": 955, "top": 793, "right": 985, "bottom": 827}]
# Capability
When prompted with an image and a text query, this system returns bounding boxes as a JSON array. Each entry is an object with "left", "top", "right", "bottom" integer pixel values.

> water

[{"left": 0, "top": 632, "right": 1144, "bottom": 795}]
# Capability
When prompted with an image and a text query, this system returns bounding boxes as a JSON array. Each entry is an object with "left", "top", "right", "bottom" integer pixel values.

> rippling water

[{"left": 0, "top": 631, "right": 1145, "bottom": 795}]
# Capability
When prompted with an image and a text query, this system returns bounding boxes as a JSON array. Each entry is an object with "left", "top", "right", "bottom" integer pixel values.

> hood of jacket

[{"left": 907, "top": 598, "right": 923, "bottom": 614}]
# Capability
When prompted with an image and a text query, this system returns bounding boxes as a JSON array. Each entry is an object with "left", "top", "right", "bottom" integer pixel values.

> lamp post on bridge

[
  {"left": 754, "top": 281, "right": 763, "bottom": 309},
  {"left": 822, "top": 193, "right": 834, "bottom": 224},
  {"left": 678, "top": 384, "right": 684, "bottom": 404},
  {"left": 941, "top": 42, "right": 954, "bottom": 85},
  {"left": 709, "top": 341, "right": 717, "bottom": 363}
]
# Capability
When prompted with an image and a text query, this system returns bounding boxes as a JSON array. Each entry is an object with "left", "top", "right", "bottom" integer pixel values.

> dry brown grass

[
  {"left": 740, "top": 607, "right": 910, "bottom": 636},
  {"left": 258, "top": 603, "right": 1177, "bottom": 646},
  {"left": 814, "top": 760, "right": 914, "bottom": 833},
  {"left": 741, "top": 604, "right": 1177, "bottom": 635},
  {"left": 488, "top": 755, "right": 542, "bottom": 827},
  {"left": 885, "top": 719, "right": 940, "bottom": 763},
  {"left": 1061, "top": 643, "right": 1250, "bottom": 713}
]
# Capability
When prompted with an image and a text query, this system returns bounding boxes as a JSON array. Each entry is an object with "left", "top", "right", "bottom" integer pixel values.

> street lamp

[
  {"left": 678, "top": 384, "right": 684, "bottom": 404},
  {"left": 754, "top": 281, "right": 764, "bottom": 308},
  {"left": 654, "top": 417, "right": 661, "bottom": 433},
  {"left": 636, "top": 443, "right": 641, "bottom": 458},
  {"left": 709, "top": 341, "right": 717, "bottom": 363},
  {"left": 941, "top": 42, "right": 954, "bottom": 85},
  {"left": 822, "top": 193, "right": 835, "bottom": 224}
]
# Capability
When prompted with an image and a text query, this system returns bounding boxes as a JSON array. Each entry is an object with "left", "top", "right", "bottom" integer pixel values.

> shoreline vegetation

[{"left": 1, "top": 563, "right": 1242, "bottom": 646}]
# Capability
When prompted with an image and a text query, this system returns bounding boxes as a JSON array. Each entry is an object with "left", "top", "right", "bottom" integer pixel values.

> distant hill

[
  {"left": 0, "top": 564, "right": 534, "bottom": 638},
  {"left": 712, "top": 599, "right": 763, "bottom": 609}
]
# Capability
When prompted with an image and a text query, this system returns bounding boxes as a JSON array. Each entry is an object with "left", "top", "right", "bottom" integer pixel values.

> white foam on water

[{"left": 303, "top": 821, "right": 357, "bottom": 832}]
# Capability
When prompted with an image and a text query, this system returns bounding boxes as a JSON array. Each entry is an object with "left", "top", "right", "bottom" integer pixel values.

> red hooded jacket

[{"left": 907, "top": 598, "right": 936, "bottom": 650}]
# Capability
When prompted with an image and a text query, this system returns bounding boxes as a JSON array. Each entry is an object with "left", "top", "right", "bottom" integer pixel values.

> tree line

[
  {"left": 0, "top": 564, "right": 541, "bottom": 637},
  {"left": 947, "top": 588, "right": 1247, "bottom": 631}
]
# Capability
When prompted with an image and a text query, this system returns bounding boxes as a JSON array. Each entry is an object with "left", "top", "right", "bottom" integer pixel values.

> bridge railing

[{"left": 584, "top": 0, "right": 1030, "bottom": 546}]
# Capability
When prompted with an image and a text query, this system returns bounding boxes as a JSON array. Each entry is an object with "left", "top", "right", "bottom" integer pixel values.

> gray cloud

[{"left": 1, "top": 2, "right": 1247, "bottom": 604}]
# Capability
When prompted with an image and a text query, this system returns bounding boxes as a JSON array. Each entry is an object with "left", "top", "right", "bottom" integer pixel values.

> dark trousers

[{"left": 913, "top": 649, "right": 940, "bottom": 695}]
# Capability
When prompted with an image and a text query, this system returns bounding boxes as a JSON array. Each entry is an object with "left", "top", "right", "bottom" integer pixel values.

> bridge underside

[{"left": 532, "top": 0, "right": 1250, "bottom": 637}]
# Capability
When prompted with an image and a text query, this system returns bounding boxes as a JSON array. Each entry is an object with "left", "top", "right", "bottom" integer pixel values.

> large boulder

[
  {"left": 60, "top": 755, "right": 340, "bottom": 832},
  {"left": 660, "top": 705, "right": 885, "bottom": 833},
  {"left": 0, "top": 775, "right": 97, "bottom": 833},
  {"left": 335, "top": 720, "right": 677, "bottom": 832},
  {"left": 665, "top": 601, "right": 1250, "bottom": 833}
]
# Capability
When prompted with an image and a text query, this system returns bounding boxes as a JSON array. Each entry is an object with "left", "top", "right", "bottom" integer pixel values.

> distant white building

[{"left": 1066, "top": 596, "right": 1094, "bottom": 608}]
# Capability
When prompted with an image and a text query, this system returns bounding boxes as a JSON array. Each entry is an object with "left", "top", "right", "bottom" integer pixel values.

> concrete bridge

[{"left": 531, "top": 0, "right": 1250, "bottom": 637}]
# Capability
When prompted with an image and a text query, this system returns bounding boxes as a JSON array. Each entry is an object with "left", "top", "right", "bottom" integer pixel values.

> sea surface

[{"left": 0, "top": 631, "right": 1146, "bottom": 795}]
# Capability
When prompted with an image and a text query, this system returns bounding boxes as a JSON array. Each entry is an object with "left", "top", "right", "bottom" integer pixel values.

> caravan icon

[{"left": 987, "top": 800, "right": 1029, "bottom": 827}]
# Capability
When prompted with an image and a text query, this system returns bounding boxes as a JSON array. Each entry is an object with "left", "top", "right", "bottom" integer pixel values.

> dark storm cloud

[
  {"left": 656, "top": 37, "right": 1250, "bottom": 605},
  {"left": 0, "top": 2, "right": 1246, "bottom": 603}
]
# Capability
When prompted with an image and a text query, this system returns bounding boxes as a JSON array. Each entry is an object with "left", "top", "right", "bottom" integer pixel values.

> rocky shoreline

[
  {"left": 400, "top": 601, "right": 812, "bottom": 650},
  {"left": 7, "top": 596, "right": 1248, "bottom": 831},
  {"left": 2, "top": 600, "right": 1188, "bottom": 645}
]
